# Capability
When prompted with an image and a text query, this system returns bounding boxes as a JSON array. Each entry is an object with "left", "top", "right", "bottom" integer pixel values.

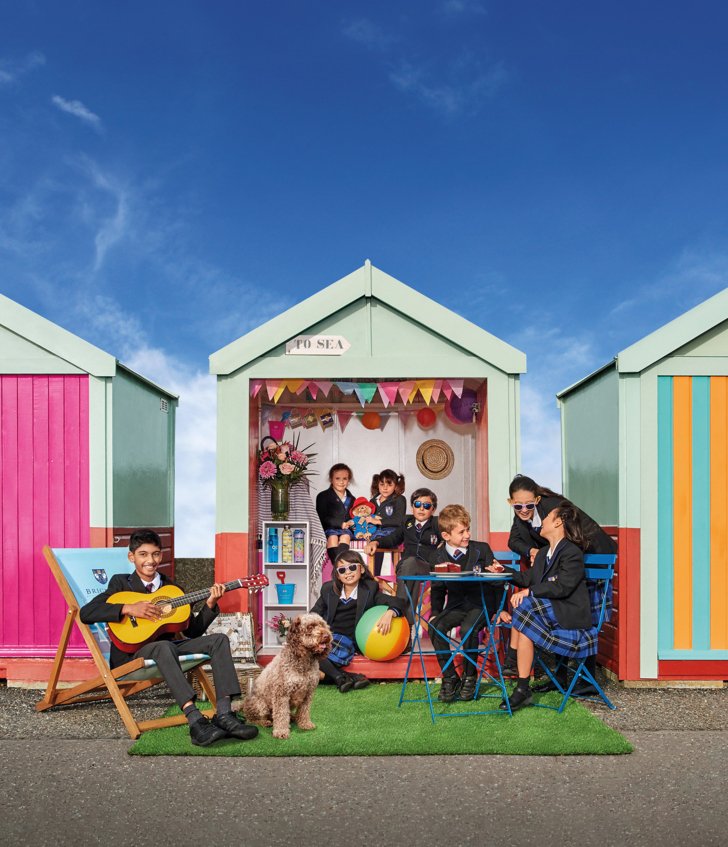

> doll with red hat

[{"left": 344, "top": 497, "right": 377, "bottom": 540}]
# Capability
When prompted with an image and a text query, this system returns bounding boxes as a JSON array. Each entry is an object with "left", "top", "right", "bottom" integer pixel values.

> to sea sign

[{"left": 285, "top": 335, "right": 351, "bottom": 355}]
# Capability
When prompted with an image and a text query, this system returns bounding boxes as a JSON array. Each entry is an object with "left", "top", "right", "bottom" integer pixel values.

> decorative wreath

[{"left": 416, "top": 439, "right": 455, "bottom": 480}]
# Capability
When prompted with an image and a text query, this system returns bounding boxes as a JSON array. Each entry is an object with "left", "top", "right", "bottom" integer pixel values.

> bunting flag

[
  {"left": 432, "top": 379, "right": 442, "bottom": 403},
  {"left": 266, "top": 380, "right": 281, "bottom": 401},
  {"left": 337, "top": 410, "right": 353, "bottom": 432},
  {"left": 407, "top": 383, "right": 420, "bottom": 404},
  {"left": 448, "top": 378, "right": 464, "bottom": 398},
  {"left": 336, "top": 381, "right": 356, "bottom": 395},
  {"left": 251, "top": 379, "right": 263, "bottom": 398},
  {"left": 295, "top": 382, "right": 309, "bottom": 395},
  {"left": 418, "top": 379, "right": 435, "bottom": 405},
  {"left": 286, "top": 379, "right": 304, "bottom": 395},
  {"left": 441, "top": 381, "right": 453, "bottom": 401},
  {"left": 316, "top": 380, "right": 333, "bottom": 397},
  {"left": 308, "top": 383, "right": 319, "bottom": 400},
  {"left": 273, "top": 382, "right": 287, "bottom": 404},
  {"left": 378, "top": 382, "right": 400, "bottom": 407},
  {"left": 354, "top": 382, "right": 378, "bottom": 405},
  {"left": 398, "top": 381, "right": 415, "bottom": 404}
]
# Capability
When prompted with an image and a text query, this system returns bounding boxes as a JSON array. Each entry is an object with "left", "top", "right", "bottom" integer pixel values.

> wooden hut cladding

[
  {"left": 210, "top": 262, "right": 526, "bottom": 611},
  {"left": 559, "top": 287, "right": 728, "bottom": 683},
  {"left": 0, "top": 293, "right": 177, "bottom": 684}
]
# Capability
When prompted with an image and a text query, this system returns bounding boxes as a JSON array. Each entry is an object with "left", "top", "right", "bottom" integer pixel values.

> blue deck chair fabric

[{"left": 37, "top": 546, "right": 215, "bottom": 738}]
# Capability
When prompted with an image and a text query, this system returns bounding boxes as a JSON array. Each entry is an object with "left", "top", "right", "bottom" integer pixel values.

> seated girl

[{"left": 315, "top": 463, "right": 355, "bottom": 565}]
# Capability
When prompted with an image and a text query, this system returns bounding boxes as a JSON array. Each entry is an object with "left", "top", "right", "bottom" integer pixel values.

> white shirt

[
  {"left": 445, "top": 543, "right": 465, "bottom": 559},
  {"left": 141, "top": 576, "right": 161, "bottom": 592},
  {"left": 340, "top": 584, "right": 359, "bottom": 602}
]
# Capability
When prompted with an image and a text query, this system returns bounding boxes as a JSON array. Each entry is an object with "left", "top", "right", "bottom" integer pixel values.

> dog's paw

[
  {"left": 297, "top": 720, "right": 316, "bottom": 731},
  {"left": 260, "top": 718, "right": 273, "bottom": 727},
  {"left": 272, "top": 728, "right": 290, "bottom": 739}
]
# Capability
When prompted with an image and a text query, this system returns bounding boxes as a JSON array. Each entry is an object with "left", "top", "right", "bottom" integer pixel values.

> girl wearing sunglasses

[
  {"left": 311, "top": 550, "right": 405, "bottom": 693},
  {"left": 504, "top": 474, "right": 616, "bottom": 694}
]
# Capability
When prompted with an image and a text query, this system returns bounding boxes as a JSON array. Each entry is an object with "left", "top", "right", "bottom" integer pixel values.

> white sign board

[{"left": 286, "top": 335, "right": 351, "bottom": 355}]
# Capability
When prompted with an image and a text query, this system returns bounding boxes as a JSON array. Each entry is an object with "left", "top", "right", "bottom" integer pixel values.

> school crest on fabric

[
  {"left": 428, "top": 534, "right": 439, "bottom": 547},
  {"left": 385, "top": 504, "right": 394, "bottom": 516},
  {"left": 92, "top": 569, "right": 108, "bottom": 584}
]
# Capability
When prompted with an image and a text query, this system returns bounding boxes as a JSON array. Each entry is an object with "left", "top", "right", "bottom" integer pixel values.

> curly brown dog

[{"left": 242, "top": 613, "right": 332, "bottom": 739}]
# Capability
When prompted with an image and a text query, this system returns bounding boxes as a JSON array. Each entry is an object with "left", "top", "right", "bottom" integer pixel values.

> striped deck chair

[{"left": 36, "top": 546, "right": 216, "bottom": 739}]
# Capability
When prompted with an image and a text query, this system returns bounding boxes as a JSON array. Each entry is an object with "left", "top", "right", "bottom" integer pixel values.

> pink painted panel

[{"left": 0, "top": 375, "right": 90, "bottom": 657}]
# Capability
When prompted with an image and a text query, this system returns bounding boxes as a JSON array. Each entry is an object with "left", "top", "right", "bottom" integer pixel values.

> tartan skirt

[{"left": 512, "top": 595, "right": 599, "bottom": 659}]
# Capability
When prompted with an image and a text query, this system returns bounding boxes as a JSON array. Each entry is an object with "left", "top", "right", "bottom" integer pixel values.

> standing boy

[
  {"left": 80, "top": 529, "right": 258, "bottom": 747},
  {"left": 428, "top": 505, "right": 496, "bottom": 702}
]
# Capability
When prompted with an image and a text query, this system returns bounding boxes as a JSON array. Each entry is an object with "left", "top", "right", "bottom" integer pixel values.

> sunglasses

[
  {"left": 336, "top": 563, "right": 360, "bottom": 574},
  {"left": 413, "top": 501, "right": 433, "bottom": 510},
  {"left": 512, "top": 502, "right": 537, "bottom": 512}
]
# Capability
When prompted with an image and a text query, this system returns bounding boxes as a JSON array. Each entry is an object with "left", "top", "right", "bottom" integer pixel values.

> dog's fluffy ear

[{"left": 287, "top": 616, "right": 302, "bottom": 639}]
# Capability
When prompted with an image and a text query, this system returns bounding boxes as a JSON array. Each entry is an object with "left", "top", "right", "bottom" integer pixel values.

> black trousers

[
  {"left": 429, "top": 607, "right": 485, "bottom": 679},
  {"left": 395, "top": 556, "right": 431, "bottom": 624},
  {"left": 135, "top": 633, "right": 240, "bottom": 708}
]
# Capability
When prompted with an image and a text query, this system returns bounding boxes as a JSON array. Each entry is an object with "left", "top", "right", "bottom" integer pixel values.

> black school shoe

[
  {"left": 459, "top": 675, "right": 477, "bottom": 701},
  {"left": 335, "top": 673, "right": 354, "bottom": 693},
  {"left": 499, "top": 685, "right": 533, "bottom": 712},
  {"left": 189, "top": 715, "right": 227, "bottom": 747},
  {"left": 438, "top": 675, "right": 462, "bottom": 702},
  {"left": 349, "top": 673, "right": 370, "bottom": 690},
  {"left": 211, "top": 712, "right": 259, "bottom": 741}
]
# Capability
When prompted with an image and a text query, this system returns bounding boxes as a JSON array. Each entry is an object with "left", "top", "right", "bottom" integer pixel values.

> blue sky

[{"left": 2, "top": 2, "right": 728, "bottom": 554}]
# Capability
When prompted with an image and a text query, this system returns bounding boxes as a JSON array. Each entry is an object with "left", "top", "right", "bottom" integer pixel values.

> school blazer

[
  {"left": 400, "top": 515, "right": 442, "bottom": 564},
  {"left": 509, "top": 539, "right": 592, "bottom": 629},
  {"left": 80, "top": 571, "right": 219, "bottom": 669},
  {"left": 315, "top": 487, "right": 355, "bottom": 532},
  {"left": 429, "top": 541, "right": 495, "bottom": 616},
  {"left": 508, "top": 497, "right": 617, "bottom": 559},
  {"left": 311, "top": 579, "right": 405, "bottom": 627}
]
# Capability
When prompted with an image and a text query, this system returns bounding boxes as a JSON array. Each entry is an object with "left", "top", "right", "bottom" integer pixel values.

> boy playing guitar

[{"left": 80, "top": 529, "right": 259, "bottom": 747}]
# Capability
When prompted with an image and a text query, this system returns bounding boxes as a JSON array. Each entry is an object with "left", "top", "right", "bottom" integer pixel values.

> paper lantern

[
  {"left": 361, "top": 411, "right": 382, "bottom": 430},
  {"left": 355, "top": 605, "right": 410, "bottom": 661},
  {"left": 444, "top": 388, "right": 478, "bottom": 424},
  {"left": 416, "top": 407, "right": 437, "bottom": 429}
]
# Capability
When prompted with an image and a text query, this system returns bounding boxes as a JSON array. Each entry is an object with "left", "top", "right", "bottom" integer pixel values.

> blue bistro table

[{"left": 398, "top": 572, "right": 514, "bottom": 722}]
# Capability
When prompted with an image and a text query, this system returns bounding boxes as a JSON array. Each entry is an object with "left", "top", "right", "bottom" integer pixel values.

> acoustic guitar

[{"left": 107, "top": 574, "right": 269, "bottom": 652}]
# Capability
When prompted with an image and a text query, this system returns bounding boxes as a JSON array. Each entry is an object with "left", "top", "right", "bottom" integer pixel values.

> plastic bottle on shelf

[
  {"left": 293, "top": 528, "right": 305, "bottom": 563},
  {"left": 267, "top": 527, "right": 279, "bottom": 563},
  {"left": 281, "top": 525, "right": 293, "bottom": 563}
]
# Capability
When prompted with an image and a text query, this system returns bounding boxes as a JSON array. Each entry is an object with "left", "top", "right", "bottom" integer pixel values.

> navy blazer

[
  {"left": 429, "top": 541, "right": 495, "bottom": 616},
  {"left": 316, "top": 487, "right": 355, "bottom": 532},
  {"left": 508, "top": 497, "right": 617, "bottom": 559},
  {"left": 311, "top": 577, "right": 405, "bottom": 628},
  {"left": 80, "top": 571, "right": 219, "bottom": 669},
  {"left": 509, "top": 538, "right": 591, "bottom": 629}
]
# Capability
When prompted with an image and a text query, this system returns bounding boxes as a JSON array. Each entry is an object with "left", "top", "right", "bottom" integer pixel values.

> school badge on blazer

[{"left": 92, "top": 569, "right": 108, "bottom": 584}]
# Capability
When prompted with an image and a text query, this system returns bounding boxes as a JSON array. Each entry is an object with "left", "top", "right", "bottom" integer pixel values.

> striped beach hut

[
  {"left": 0, "top": 294, "right": 177, "bottom": 684},
  {"left": 558, "top": 288, "right": 728, "bottom": 683}
]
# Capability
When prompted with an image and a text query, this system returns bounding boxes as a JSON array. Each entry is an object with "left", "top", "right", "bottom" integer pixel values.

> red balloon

[
  {"left": 361, "top": 411, "right": 382, "bottom": 430},
  {"left": 416, "top": 407, "right": 437, "bottom": 429}
]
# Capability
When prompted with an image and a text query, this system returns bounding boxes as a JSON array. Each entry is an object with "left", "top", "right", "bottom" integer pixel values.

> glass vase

[{"left": 270, "top": 479, "right": 290, "bottom": 521}]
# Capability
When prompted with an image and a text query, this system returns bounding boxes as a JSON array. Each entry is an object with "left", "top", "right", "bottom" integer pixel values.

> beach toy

[
  {"left": 355, "top": 605, "right": 410, "bottom": 661},
  {"left": 275, "top": 570, "right": 295, "bottom": 603}
]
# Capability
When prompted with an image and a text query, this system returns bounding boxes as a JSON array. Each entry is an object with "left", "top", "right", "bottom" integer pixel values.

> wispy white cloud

[
  {"left": 342, "top": 18, "right": 396, "bottom": 51},
  {"left": 51, "top": 94, "right": 103, "bottom": 132},
  {"left": 390, "top": 55, "right": 508, "bottom": 117},
  {"left": 0, "top": 51, "right": 45, "bottom": 86}
]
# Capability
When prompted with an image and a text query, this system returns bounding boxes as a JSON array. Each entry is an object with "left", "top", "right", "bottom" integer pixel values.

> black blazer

[
  {"left": 508, "top": 496, "right": 617, "bottom": 559},
  {"left": 429, "top": 541, "right": 495, "bottom": 616},
  {"left": 80, "top": 571, "right": 219, "bottom": 669},
  {"left": 509, "top": 538, "right": 591, "bottom": 629},
  {"left": 399, "top": 514, "right": 442, "bottom": 563},
  {"left": 315, "top": 487, "right": 355, "bottom": 532},
  {"left": 311, "top": 577, "right": 405, "bottom": 627},
  {"left": 372, "top": 493, "right": 407, "bottom": 529}
]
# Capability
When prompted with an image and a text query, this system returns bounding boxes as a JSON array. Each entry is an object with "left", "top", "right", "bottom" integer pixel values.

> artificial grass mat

[{"left": 128, "top": 683, "right": 632, "bottom": 757}]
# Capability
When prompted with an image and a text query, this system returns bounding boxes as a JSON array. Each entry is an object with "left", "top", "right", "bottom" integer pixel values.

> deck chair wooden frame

[
  {"left": 36, "top": 545, "right": 217, "bottom": 740},
  {"left": 367, "top": 548, "right": 401, "bottom": 596}
]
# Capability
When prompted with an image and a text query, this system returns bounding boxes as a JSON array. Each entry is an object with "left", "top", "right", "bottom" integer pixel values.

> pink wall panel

[{"left": 0, "top": 375, "right": 90, "bottom": 657}]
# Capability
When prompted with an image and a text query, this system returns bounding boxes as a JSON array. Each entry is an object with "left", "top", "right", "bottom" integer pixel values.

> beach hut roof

[
  {"left": 209, "top": 261, "right": 526, "bottom": 375},
  {"left": 0, "top": 293, "right": 177, "bottom": 397},
  {"left": 558, "top": 286, "right": 728, "bottom": 397}
]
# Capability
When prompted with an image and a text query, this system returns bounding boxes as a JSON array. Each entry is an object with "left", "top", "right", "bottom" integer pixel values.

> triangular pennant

[
  {"left": 273, "top": 383, "right": 287, "bottom": 404},
  {"left": 251, "top": 379, "right": 263, "bottom": 398},
  {"left": 379, "top": 413, "right": 391, "bottom": 431},
  {"left": 316, "top": 380, "right": 333, "bottom": 397},
  {"left": 308, "top": 383, "right": 319, "bottom": 400},
  {"left": 286, "top": 379, "right": 304, "bottom": 395},
  {"left": 353, "top": 385, "right": 367, "bottom": 406},
  {"left": 358, "top": 383, "right": 378, "bottom": 404},
  {"left": 398, "top": 381, "right": 415, "bottom": 404},
  {"left": 408, "top": 383, "right": 420, "bottom": 404},
  {"left": 378, "top": 382, "right": 400, "bottom": 407},
  {"left": 448, "top": 379, "right": 464, "bottom": 398},
  {"left": 295, "top": 382, "right": 309, "bottom": 395},
  {"left": 336, "top": 381, "right": 356, "bottom": 395},
  {"left": 337, "top": 410, "right": 353, "bottom": 433},
  {"left": 266, "top": 380, "right": 281, "bottom": 401},
  {"left": 431, "top": 379, "right": 442, "bottom": 403},
  {"left": 442, "top": 382, "right": 453, "bottom": 401},
  {"left": 418, "top": 379, "right": 435, "bottom": 405}
]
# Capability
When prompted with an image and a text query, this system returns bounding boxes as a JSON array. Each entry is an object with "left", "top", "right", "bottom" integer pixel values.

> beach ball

[
  {"left": 361, "top": 411, "right": 382, "bottom": 430},
  {"left": 416, "top": 407, "right": 437, "bottom": 429},
  {"left": 355, "top": 605, "right": 410, "bottom": 661}
]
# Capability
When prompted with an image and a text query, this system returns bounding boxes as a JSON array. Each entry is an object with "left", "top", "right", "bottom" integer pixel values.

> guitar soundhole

[{"left": 154, "top": 600, "right": 175, "bottom": 618}]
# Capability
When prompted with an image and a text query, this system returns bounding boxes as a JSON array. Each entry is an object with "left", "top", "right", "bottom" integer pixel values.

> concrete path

[{"left": 2, "top": 730, "right": 726, "bottom": 847}]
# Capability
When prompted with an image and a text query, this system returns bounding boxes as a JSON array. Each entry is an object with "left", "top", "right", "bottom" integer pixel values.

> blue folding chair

[{"left": 534, "top": 553, "right": 617, "bottom": 713}]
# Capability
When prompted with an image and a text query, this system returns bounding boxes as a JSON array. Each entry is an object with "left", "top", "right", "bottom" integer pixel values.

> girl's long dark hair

[
  {"left": 371, "top": 469, "right": 405, "bottom": 498},
  {"left": 508, "top": 474, "right": 562, "bottom": 500},
  {"left": 553, "top": 500, "right": 587, "bottom": 550}
]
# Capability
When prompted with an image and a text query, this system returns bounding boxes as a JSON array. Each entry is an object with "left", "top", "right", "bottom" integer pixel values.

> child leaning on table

[
  {"left": 310, "top": 550, "right": 406, "bottom": 692},
  {"left": 428, "top": 505, "right": 497, "bottom": 703}
]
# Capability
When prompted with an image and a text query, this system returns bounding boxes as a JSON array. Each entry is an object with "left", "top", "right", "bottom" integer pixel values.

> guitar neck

[{"left": 167, "top": 579, "right": 244, "bottom": 609}]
